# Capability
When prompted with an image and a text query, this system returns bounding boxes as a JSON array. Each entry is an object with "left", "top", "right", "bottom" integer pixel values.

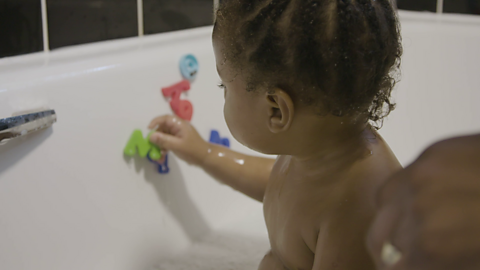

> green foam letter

[{"left": 124, "top": 129, "right": 161, "bottom": 160}]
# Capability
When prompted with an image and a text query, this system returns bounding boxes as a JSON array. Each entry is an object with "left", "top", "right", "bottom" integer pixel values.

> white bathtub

[{"left": 1, "top": 11, "right": 480, "bottom": 270}]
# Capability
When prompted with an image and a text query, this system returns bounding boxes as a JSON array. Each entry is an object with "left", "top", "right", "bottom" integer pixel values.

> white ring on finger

[{"left": 381, "top": 242, "right": 402, "bottom": 266}]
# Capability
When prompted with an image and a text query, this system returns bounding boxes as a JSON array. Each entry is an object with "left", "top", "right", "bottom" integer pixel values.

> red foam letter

[
  {"left": 161, "top": 80, "right": 193, "bottom": 121},
  {"left": 162, "top": 80, "right": 190, "bottom": 97}
]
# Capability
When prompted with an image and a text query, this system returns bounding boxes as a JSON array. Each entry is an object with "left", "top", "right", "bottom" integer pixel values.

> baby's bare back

[{"left": 260, "top": 136, "right": 401, "bottom": 270}]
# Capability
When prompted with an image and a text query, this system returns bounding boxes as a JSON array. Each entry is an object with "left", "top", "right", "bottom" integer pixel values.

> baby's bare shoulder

[{"left": 348, "top": 136, "right": 402, "bottom": 208}]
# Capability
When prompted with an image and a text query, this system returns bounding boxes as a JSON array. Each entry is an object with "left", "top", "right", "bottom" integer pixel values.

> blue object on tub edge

[
  {"left": 209, "top": 130, "right": 230, "bottom": 148},
  {"left": 147, "top": 152, "right": 170, "bottom": 174},
  {"left": 179, "top": 54, "right": 199, "bottom": 81},
  {"left": 157, "top": 154, "right": 169, "bottom": 174},
  {"left": 221, "top": 138, "right": 230, "bottom": 148}
]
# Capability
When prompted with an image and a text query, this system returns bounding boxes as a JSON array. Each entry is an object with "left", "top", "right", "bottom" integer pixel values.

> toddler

[{"left": 150, "top": 0, "right": 403, "bottom": 269}]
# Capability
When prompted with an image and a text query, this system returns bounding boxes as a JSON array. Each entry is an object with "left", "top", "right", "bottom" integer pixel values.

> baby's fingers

[
  {"left": 150, "top": 132, "right": 181, "bottom": 152},
  {"left": 148, "top": 115, "right": 185, "bottom": 136},
  {"left": 148, "top": 115, "right": 173, "bottom": 129}
]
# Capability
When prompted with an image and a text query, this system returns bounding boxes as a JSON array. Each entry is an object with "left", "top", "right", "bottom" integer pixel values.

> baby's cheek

[
  {"left": 223, "top": 101, "right": 234, "bottom": 132},
  {"left": 223, "top": 102, "right": 243, "bottom": 143}
]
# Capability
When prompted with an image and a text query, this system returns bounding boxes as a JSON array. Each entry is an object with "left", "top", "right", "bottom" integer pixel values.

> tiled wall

[
  {"left": 0, "top": 0, "right": 44, "bottom": 58},
  {"left": 444, "top": 0, "right": 480, "bottom": 14},
  {"left": 1, "top": 0, "right": 480, "bottom": 59},
  {"left": 397, "top": 0, "right": 438, "bottom": 12},
  {"left": 144, "top": 0, "right": 213, "bottom": 35},
  {"left": 0, "top": 0, "right": 214, "bottom": 58},
  {"left": 396, "top": 0, "right": 480, "bottom": 14},
  {"left": 47, "top": 0, "right": 139, "bottom": 49}
]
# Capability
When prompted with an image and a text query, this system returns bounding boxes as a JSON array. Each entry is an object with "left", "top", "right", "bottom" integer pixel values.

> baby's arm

[
  {"left": 148, "top": 115, "right": 274, "bottom": 202},
  {"left": 202, "top": 143, "right": 274, "bottom": 202}
]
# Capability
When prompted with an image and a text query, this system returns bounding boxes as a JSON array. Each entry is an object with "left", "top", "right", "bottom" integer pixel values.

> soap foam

[{"left": 153, "top": 232, "right": 270, "bottom": 270}]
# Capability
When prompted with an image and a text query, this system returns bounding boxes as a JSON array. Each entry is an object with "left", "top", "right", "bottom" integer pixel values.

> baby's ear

[{"left": 265, "top": 89, "right": 294, "bottom": 134}]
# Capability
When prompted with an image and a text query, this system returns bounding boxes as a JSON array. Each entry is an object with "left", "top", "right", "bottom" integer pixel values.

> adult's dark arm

[{"left": 368, "top": 134, "right": 480, "bottom": 270}]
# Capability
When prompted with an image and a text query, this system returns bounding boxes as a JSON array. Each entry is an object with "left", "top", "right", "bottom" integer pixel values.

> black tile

[
  {"left": 397, "top": 0, "right": 437, "bottom": 12},
  {"left": 47, "top": 0, "right": 138, "bottom": 50},
  {"left": 0, "top": 0, "right": 43, "bottom": 58},
  {"left": 144, "top": 0, "right": 213, "bottom": 35},
  {"left": 444, "top": 0, "right": 480, "bottom": 15}
]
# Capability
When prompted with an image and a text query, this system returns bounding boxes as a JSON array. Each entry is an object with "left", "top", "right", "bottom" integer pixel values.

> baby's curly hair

[{"left": 214, "top": 0, "right": 402, "bottom": 128}]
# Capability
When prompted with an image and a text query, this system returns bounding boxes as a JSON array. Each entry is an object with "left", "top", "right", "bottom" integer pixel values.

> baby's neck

[{"left": 289, "top": 123, "right": 373, "bottom": 173}]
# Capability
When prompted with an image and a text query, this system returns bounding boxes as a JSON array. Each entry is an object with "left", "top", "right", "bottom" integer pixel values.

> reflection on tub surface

[
  {"left": 125, "top": 153, "right": 211, "bottom": 241},
  {"left": 0, "top": 127, "right": 53, "bottom": 176}
]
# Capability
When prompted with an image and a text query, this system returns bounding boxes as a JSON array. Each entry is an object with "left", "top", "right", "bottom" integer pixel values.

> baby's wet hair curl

[{"left": 214, "top": 0, "right": 402, "bottom": 128}]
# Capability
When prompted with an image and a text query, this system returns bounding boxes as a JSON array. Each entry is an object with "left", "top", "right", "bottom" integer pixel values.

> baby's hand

[{"left": 148, "top": 115, "right": 209, "bottom": 166}]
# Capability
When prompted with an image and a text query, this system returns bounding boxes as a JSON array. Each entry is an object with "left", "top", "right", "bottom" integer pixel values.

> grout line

[
  {"left": 40, "top": 0, "right": 50, "bottom": 51},
  {"left": 214, "top": 0, "right": 219, "bottom": 21},
  {"left": 137, "top": 0, "right": 144, "bottom": 36},
  {"left": 437, "top": 0, "right": 444, "bottom": 14}
]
